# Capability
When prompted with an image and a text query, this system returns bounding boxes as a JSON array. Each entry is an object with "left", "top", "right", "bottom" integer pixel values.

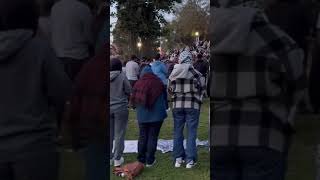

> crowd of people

[
  {"left": 0, "top": 0, "right": 107, "bottom": 180},
  {"left": 110, "top": 0, "right": 320, "bottom": 179},
  {"left": 110, "top": 40, "right": 210, "bottom": 169}
]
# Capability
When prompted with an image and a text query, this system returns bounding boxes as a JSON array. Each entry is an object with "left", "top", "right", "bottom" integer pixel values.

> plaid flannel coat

[
  {"left": 210, "top": 10, "right": 306, "bottom": 153},
  {"left": 169, "top": 67, "right": 206, "bottom": 110}
]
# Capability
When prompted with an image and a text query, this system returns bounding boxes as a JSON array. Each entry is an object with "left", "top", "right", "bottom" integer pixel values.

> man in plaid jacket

[
  {"left": 210, "top": 0, "right": 306, "bottom": 179},
  {"left": 169, "top": 50, "right": 206, "bottom": 169}
]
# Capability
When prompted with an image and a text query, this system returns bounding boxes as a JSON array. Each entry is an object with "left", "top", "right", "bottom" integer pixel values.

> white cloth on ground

[{"left": 112, "top": 139, "right": 209, "bottom": 154}]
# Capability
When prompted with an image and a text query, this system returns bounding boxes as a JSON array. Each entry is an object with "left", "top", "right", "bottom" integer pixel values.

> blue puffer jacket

[
  {"left": 151, "top": 60, "right": 168, "bottom": 85},
  {"left": 136, "top": 66, "right": 167, "bottom": 123}
]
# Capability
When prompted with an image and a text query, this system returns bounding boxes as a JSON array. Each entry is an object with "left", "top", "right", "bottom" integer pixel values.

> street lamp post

[
  {"left": 195, "top": 31, "right": 200, "bottom": 43},
  {"left": 137, "top": 42, "right": 142, "bottom": 57}
]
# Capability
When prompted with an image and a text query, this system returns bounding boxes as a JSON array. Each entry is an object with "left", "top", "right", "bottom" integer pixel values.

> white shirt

[
  {"left": 51, "top": 0, "right": 93, "bottom": 59},
  {"left": 125, "top": 61, "right": 140, "bottom": 81}
]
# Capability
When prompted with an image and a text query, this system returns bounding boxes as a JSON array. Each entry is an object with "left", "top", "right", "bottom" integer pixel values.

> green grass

[
  {"left": 110, "top": 99, "right": 210, "bottom": 180},
  {"left": 286, "top": 114, "right": 320, "bottom": 180},
  {"left": 59, "top": 102, "right": 320, "bottom": 180},
  {"left": 59, "top": 151, "right": 85, "bottom": 180}
]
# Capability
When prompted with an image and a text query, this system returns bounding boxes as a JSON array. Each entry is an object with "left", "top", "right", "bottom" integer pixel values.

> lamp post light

[
  {"left": 195, "top": 31, "right": 200, "bottom": 43},
  {"left": 137, "top": 42, "right": 142, "bottom": 57}
]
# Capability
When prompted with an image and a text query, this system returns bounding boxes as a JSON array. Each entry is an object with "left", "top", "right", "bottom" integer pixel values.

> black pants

[
  {"left": 137, "top": 121, "right": 163, "bottom": 164},
  {"left": 0, "top": 150, "right": 59, "bottom": 180},
  {"left": 211, "top": 147, "right": 287, "bottom": 180},
  {"left": 59, "top": 57, "right": 88, "bottom": 82},
  {"left": 129, "top": 80, "right": 137, "bottom": 88},
  {"left": 57, "top": 57, "right": 88, "bottom": 132}
]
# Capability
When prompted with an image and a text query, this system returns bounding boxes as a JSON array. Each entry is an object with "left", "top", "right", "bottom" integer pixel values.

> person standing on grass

[
  {"left": 125, "top": 55, "right": 140, "bottom": 87},
  {"left": 67, "top": 44, "right": 107, "bottom": 180},
  {"left": 193, "top": 53, "right": 209, "bottom": 78},
  {"left": 51, "top": 0, "right": 94, "bottom": 81},
  {"left": 169, "top": 50, "right": 206, "bottom": 169},
  {"left": 130, "top": 66, "right": 167, "bottom": 167},
  {"left": 110, "top": 58, "right": 132, "bottom": 167},
  {"left": 0, "top": 0, "right": 71, "bottom": 179},
  {"left": 151, "top": 53, "right": 169, "bottom": 110},
  {"left": 210, "top": 0, "right": 306, "bottom": 179}
]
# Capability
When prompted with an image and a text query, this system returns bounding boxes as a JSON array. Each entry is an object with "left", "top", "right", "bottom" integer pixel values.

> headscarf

[
  {"left": 178, "top": 50, "right": 193, "bottom": 64},
  {"left": 130, "top": 66, "right": 164, "bottom": 109}
]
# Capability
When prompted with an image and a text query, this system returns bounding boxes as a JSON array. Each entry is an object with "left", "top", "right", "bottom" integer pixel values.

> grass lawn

[
  {"left": 110, "top": 99, "right": 210, "bottom": 180},
  {"left": 286, "top": 114, "right": 320, "bottom": 180},
  {"left": 58, "top": 101, "right": 320, "bottom": 180},
  {"left": 59, "top": 151, "right": 85, "bottom": 180}
]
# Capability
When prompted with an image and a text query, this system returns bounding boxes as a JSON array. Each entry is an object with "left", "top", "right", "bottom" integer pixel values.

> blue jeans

[
  {"left": 211, "top": 147, "right": 287, "bottom": 180},
  {"left": 173, "top": 108, "right": 200, "bottom": 163},
  {"left": 84, "top": 143, "right": 108, "bottom": 180}
]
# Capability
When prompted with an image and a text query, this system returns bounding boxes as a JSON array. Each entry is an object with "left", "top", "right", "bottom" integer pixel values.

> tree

[
  {"left": 163, "top": 0, "right": 209, "bottom": 47},
  {"left": 111, "top": 0, "right": 181, "bottom": 58}
]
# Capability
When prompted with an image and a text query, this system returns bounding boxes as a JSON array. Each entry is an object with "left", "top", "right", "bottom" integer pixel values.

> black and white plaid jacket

[
  {"left": 210, "top": 9, "right": 306, "bottom": 153},
  {"left": 169, "top": 67, "right": 206, "bottom": 110}
]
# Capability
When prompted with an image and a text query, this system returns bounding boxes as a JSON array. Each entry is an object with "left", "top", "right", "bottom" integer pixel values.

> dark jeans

[
  {"left": 129, "top": 80, "right": 137, "bottom": 88},
  {"left": 84, "top": 143, "right": 108, "bottom": 180},
  {"left": 59, "top": 57, "right": 88, "bottom": 82},
  {"left": 58, "top": 57, "right": 88, "bottom": 133},
  {"left": 0, "top": 149, "right": 59, "bottom": 180},
  {"left": 211, "top": 147, "right": 287, "bottom": 180},
  {"left": 137, "top": 121, "right": 163, "bottom": 164}
]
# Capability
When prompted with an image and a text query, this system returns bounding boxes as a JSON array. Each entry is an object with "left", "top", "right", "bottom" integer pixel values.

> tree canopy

[
  {"left": 111, "top": 0, "right": 181, "bottom": 58},
  {"left": 162, "top": 0, "right": 209, "bottom": 49}
]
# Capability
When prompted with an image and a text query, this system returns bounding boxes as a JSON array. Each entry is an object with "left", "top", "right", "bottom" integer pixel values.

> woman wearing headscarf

[
  {"left": 130, "top": 66, "right": 167, "bottom": 167},
  {"left": 110, "top": 58, "right": 131, "bottom": 167},
  {"left": 169, "top": 50, "right": 206, "bottom": 169}
]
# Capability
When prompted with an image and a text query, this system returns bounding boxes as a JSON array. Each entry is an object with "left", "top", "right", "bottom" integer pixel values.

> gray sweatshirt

[
  {"left": 0, "top": 30, "right": 71, "bottom": 162},
  {"left": 110, "top": 71, "right": 132, "bottom": 111}
]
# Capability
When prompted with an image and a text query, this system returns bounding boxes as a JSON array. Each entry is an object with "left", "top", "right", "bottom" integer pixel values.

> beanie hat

[{"left": 110, "top": 58, "right": 122, "bottom": 71}]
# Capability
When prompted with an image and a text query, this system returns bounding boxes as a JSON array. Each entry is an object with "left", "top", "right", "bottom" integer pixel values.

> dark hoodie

[{"left": 0, "top": 30, "right": 71, "bottom": 162}]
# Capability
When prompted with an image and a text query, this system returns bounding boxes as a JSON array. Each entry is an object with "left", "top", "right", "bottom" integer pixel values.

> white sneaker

[
  {"left": 114, "top": 157, "right": 124, "bottom": 167},
  {"left": 186, "top": 161, "right": 196, "bottom": 169},
  {"left": 175, "top": 158, "right": 185, "bottom": 168},
  {"left": 146, "top": 160, "right": 156, "bottom": 168}
]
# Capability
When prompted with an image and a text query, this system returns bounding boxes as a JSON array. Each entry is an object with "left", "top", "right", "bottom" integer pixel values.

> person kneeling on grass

[
  {"left": 169, "top": 50, "right": 205, "bottom": 169},
  {"left": 130, "top": 65, "right": 167, "bottom": 167}
]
